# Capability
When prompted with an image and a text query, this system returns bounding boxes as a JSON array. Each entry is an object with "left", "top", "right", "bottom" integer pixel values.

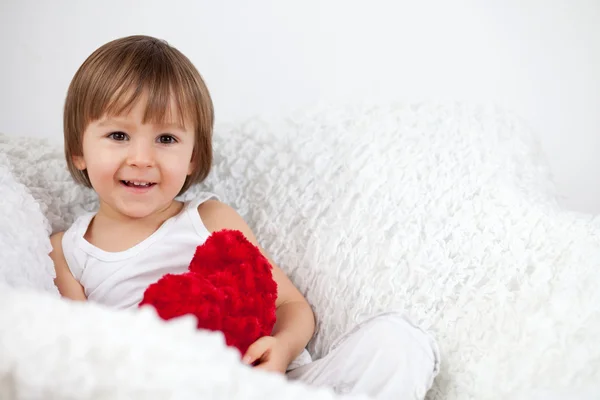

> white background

[{"left": 1, "top": 0, "right": 598, "bottom": 213}]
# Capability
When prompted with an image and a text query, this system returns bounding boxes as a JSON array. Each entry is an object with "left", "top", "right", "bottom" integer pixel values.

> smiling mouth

[{"left": 120, "top": 180, "right": 156, "bottom": 188}]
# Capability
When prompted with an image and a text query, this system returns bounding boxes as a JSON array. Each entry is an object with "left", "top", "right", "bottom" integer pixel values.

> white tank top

[{"left": 61, "top": 193, "right": 218, "bottom": 309}]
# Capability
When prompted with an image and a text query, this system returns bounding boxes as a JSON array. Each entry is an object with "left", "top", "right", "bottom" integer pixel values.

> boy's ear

[{"left": 72, "top": 155, "right": 86, "bottom": 171}]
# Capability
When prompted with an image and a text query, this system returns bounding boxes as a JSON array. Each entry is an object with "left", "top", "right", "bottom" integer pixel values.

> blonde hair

[{"left": 63, "top": 35, "right": 214, "bottom": 195}]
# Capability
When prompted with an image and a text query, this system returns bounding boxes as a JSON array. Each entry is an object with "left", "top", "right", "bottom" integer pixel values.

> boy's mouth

[{"left": 120, "top": 180, "right": 156, "bottom": 188}]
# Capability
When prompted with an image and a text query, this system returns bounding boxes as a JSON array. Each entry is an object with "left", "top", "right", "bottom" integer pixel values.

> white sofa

[{"left": 1, "top": 102, "right": 598, "bottom": 399}]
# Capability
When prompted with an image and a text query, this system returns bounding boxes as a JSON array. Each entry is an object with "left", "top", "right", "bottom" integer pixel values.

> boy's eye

[
  {"left": 158, "top": 134, "right": 177, "bottom": 144},
  {"left": 108, "top": 132, "right": 128, "bottom": 141}
]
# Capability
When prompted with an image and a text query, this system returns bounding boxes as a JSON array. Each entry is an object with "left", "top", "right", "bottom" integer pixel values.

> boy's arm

[
  {"left": 49, "top": 232, "right": 87, "bottom": 301},
  {"left": 198, "top": 200, "right": 315, "bottom": 367}
]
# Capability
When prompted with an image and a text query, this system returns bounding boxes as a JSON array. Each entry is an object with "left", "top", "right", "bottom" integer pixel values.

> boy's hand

[{"left": 242, "top": 336, "right": 290, "bottom": 374}]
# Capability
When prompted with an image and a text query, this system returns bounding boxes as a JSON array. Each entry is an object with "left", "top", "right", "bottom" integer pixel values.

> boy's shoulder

[
  {"left": 49, "top": 231, "right": 65, "bottom": 256},
  {"left": 197, "top": 198, "right": 228, "bottom": 216},
  {"left": 196, "top": 199, "right": 253, "bottom": 239},
  {"left": 48, "top": 230, "right": 87, "bottom": 300},
  {"left": 48, "top": 231, "right": 69, "bottom": 276}
]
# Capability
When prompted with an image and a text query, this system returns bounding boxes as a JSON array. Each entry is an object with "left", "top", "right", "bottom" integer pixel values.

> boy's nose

[{"left": 126, "top": 141, "right": 156, "bottom": 168}]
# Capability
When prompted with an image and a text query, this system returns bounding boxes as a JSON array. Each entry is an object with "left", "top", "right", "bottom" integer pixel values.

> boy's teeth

[{"left": 124, "top": 180, "right": 152, "bottom": 187}]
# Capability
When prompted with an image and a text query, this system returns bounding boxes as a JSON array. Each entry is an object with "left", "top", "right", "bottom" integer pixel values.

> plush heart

[{"left": 139, "top": 229, "right": 278, "bottom": 355}]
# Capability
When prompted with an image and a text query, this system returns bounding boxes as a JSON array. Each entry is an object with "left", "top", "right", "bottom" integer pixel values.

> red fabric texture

[{"left": 139, "top": 229, "right": 278, "bottom": 355}]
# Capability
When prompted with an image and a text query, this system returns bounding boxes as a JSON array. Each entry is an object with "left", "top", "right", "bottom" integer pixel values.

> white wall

[{"left": 1, "top": 0, "right": 598, "bottom": 214}]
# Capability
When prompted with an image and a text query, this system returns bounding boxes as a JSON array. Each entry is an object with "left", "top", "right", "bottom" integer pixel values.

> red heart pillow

[{"left": 139, "top": 229, "right": 278, "bottom": 355}]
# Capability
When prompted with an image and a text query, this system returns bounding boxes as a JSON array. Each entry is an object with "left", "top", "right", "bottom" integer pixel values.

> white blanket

[{"left": 1, "top": 102, "right": 599, "bottom": 399}]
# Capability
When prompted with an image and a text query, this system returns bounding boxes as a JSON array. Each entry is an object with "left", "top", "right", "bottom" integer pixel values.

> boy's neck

[
  {"left": 83, "top": 200, "right": 184, "bottom": 253},
  {"left": 94, "top": 200, "right": 184, "bottom": 228}
]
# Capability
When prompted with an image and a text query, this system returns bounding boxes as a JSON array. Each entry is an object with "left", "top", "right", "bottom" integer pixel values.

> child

[{"left": 50, "top": 35, "right": 439, "bottom": 399}]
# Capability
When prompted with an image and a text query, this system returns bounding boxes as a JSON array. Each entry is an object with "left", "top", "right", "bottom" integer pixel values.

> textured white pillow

[
  {"left": 0, "top": 152, "right": 58, "bottom": 295},
  {"left": 0, "top": 134, "right": 97, "bottom": 233},
  {"left": 1, "top": 102, "right": 599, "bottom": 400}
]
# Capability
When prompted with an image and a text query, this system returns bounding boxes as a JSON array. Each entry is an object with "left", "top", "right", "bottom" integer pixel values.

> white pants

[{"left": 286, "top": 313, "right": 440, "bottom": 399}]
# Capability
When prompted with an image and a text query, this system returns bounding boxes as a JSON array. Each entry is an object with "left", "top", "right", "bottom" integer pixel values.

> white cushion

[
  {"left": 0, "top": 286, "right": 354, "bottom": 400},
  {"left": 1, "top": 102, "right": 598, "bottom": 399},
  {"left": 0, "top": 152, "right": 58, "bottom": 295}
]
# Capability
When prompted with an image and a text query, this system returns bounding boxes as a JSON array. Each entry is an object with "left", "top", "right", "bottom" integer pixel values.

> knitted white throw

[{"left": 1, "top": 102, "right": 598, "bottom": 399}]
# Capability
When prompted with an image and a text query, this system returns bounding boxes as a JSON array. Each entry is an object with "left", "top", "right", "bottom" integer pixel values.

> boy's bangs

[{"left": 100, "top": 75, "right": 196, "bottom": 130}]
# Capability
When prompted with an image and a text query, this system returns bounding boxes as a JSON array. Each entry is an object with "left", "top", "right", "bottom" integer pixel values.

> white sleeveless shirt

[{"left": 61, "top": 193, "right": 218, "bottom": 309}]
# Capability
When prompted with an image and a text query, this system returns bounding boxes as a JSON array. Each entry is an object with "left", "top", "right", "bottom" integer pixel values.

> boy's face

[{"left": 73, "top": 93, "right": 195, "bottom": 220}]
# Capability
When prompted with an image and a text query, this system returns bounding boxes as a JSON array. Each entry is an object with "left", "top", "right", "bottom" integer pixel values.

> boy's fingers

[{"left": 242, "top": 336, "right": 272, "bottom": 364}]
